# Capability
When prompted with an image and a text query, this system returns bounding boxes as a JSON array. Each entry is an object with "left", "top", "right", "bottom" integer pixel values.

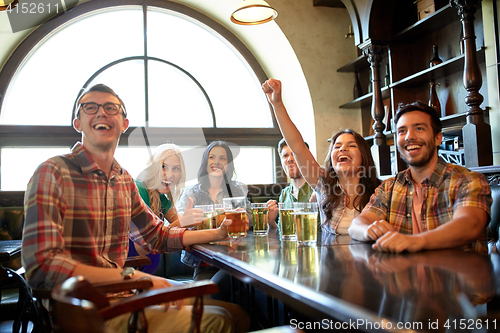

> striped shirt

[
  {"left": 22, "top": 142, "right": 185, "bottom": 289},
  {"left": 314, "top": 187, "right": 349, "bottom": 235},
  {"left": 363, "top": 158, "right": 491, "bottom": 253}
]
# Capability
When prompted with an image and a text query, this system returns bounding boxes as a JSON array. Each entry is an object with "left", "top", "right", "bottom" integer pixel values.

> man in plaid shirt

[
  {"left": 22, "top": 84, "right": 240, "bottom": 332},
  {"left": 349, "top": 102, "right": 491, "bottom": 253}
]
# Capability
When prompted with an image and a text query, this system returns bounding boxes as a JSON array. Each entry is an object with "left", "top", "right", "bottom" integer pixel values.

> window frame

[{"left": 0, "top": 0, "right": 286, "bottom": 184}]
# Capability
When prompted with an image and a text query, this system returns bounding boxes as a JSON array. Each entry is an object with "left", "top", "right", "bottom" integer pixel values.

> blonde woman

[
  {"left": 128, "top": 142, "right": 202, "bottom": 273},
  {"left": 131, "top": 142, "right": 251, "bottom": 332}
]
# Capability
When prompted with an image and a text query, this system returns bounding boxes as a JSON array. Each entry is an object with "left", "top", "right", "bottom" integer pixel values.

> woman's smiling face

[{"left": 330, "top": 133, "right": 362, "bottom": 175}]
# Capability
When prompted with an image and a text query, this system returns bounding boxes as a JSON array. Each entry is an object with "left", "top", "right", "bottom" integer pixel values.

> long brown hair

[{"left": 319, "top": 129, "right": 380, "bottom": 222}]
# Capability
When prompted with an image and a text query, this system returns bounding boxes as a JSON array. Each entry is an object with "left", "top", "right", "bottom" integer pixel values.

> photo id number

[
  {"left": 6, "top": 2, "right": 60, "bottom": 14},
  {"left": 444, "top": 319, "right": 496, "bottom": 330}
]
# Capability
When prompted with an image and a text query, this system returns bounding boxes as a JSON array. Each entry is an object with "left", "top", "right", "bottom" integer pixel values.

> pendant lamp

[{"left": 231, "top": 0, "right": 278, "bottom": 25}]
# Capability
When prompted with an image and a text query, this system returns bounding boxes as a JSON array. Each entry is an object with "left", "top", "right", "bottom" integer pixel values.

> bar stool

[{"left": 0, "top": 240, "right": 49, "bottom": 333}]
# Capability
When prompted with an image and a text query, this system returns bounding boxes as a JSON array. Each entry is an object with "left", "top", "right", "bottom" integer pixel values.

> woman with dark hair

[
  {"left": 320, "top": 129, "right": 381, "bottom": 227},
  {"left": 177, "top": 140, "right": 248, "bottom": 280},
  {"left": 262, "top": 78, "right": 381, "bottom": 235},
  {"left": 135, "top": 141, "right": 250, "bottom": 332},
  {"left": 179, "top": 140, "right": 246, "bottom": 207}
]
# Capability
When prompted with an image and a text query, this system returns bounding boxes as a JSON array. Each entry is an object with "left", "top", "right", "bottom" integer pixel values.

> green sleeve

[
  {"left": 160, "top": 194, "right": 173, "bottom": 213},
  {"left": 278, "top": 188, "right": 285, "bottom": 203}
]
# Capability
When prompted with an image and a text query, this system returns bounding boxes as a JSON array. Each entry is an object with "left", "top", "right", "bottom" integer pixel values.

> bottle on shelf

[
  {"left": 353, "top": 71, "right": 362, "bottom": 99},
  {"left": 429, "top": 45, "right": 443, "bottom": 67},
  {"left": 428, "top": 79, "right": 441, "bottom": 116}
]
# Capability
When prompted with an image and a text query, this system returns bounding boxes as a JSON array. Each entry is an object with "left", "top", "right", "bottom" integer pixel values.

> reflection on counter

[
  {"left": 249, "top": 234, "right": 280, "bottom": 274},
  {"left": 347, "top": 245, "right": 495, "bottom": 332},
  {"left": 254, "top": 234, "right": 270, "bottom": 256},
  {"left": 279, "top": 240, "right": 297, "bottom": 280},
  {"left": 297, "top": 246, "right": 320, "bottom": 290},
  {"left": 321, "top": 233, "right": 354, "bottom": 246},
  {"left": 320, "top": 243, "right": 370, "bottom": 309},
  {"left": 192, "top": 232, "right": 500, "bottom": 332}
]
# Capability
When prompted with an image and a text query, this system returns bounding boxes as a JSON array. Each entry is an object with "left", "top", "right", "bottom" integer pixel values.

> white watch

[{"left": 122, "top": 267, "right": 135, "bottom": 280}]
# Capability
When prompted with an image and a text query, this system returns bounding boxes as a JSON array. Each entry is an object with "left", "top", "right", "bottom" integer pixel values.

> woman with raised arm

[{"left": 262, "top": 78, "right": 380, "bottom": 235}]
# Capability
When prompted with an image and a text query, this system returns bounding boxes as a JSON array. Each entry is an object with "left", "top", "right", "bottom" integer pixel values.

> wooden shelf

[
  {"left": 391, "top": 48, "right": 485, "bottom": 89},
  {"left": 336, "top": 55, "right": 369, "bottom": 73},
  {"left": 393, "top": 5, "right": 458, "bottom": 43},
  {"left": 366, "top": 110, "right": 490, "bottom": 139},
  {"left": 363, "top": 131, "right": 393, "bottom": 141},
  {"left": 470, "top": 165, "right": 500, "bottom": 175},
  {"left": 339, "top": 86, "right": 390, "bottom": 109},
  {"left": 441, "top": 111, "right": 467, "bottom": 123},
  {"left": 442, "top": 125, "right": 464, "bottom": 137},
  {"left": 439, "top": 108, "right": 490, "bottom": 137},
  {"left": 363, "top": 118, "right": 466, "bottom": 139},
  {"left": 364, "top": 127, "right": 464, "bottom": 142}
]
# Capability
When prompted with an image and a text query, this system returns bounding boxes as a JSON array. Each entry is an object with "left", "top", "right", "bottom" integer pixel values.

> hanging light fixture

[
  {"left": 0, "top": 0, "right": 18, "bottom": 11},
  {"left": 231, "top": 0, "right": 278, "bottom": 25}
]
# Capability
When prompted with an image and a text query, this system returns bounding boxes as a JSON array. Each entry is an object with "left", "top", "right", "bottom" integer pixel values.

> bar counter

[{"left": 190, "top": 230, "right": 500, "bottom": 332}]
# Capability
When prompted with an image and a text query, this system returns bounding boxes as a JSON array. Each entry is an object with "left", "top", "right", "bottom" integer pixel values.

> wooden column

[
  {"left": 360, "top": 40, "right": 391, "bottom": 175},
  {"left": 452, "top": 0, "right": 493, "bottom": 167}
]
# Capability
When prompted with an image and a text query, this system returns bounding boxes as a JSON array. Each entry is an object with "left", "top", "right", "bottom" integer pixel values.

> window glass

[
  {"left": 233, "top": 147, "right": 274, "bottom": 185},
  {"left": 1, "top": 8, "right": 144, "bottom": 126},
  {"left": 147, "top": 60, "right": 213, "bottom": 127},
  {"left": 115, "top": 147, "right": 153, "bottom": 180},
  {"left": 85, "top": 59, "right": 146, "bottom": 127},
  {"left": 0, "top": 146, "right": 275, "bottom": 190},
  {"left": 117, "top": 146, "right": 275, "bottom": 186},
  {"left": 1, "top": 148, "right": 70, "bottom": 190}
]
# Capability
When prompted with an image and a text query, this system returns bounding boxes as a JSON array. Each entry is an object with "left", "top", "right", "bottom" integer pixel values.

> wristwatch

[{"left": 122, "top": 267, "right": 135, "bottom": 280}]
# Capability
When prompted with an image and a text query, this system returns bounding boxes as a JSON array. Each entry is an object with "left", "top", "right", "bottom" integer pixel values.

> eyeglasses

[{"left": 78, "top": 102, "right": 127, "bottom": 117}]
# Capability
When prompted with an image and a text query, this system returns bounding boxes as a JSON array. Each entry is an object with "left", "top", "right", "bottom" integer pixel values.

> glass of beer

[
  {"left": 293, "top": 202, "right": 318, "bottom": 246},
  {"left": 251, "top": 203, "right": 268, "bottom": 235},
  {"left": 194, "top": 205, "right": 215, "bottom": 230},
  {"left": 223, "top": 197, "right": 247, "bottom": 238},
  {"left": 214, "top": 204, "right": 225, "bottom": 227},
  {"left": 278, "top": 202, "right": 296, "bottom": 239}
]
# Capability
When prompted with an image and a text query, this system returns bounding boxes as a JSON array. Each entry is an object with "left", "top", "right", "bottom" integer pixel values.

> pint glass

[
  {"left": 278, "top": 202, "right": 296, "bottom": 239},
  {"left": 251, "top": 203, "right": 268, "bottom": 235},
  {"left": 195, "top": 205, "right": 215, "bottom": 230},
  {"left": 293, "top": 202, "right": 318, "bottom": 246},
  {"left": 223, "top": 197, "right": 247, "bottom": 238}
]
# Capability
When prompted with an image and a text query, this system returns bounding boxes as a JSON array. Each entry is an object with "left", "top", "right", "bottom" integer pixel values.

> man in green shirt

[{"left": 268, "top": 138, "right": 315, "bottom": 228}]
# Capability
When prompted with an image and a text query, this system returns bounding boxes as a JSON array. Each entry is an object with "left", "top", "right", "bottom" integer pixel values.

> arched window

[{"left": 0, "top": 0, "right": 281, "bottom": 190}]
